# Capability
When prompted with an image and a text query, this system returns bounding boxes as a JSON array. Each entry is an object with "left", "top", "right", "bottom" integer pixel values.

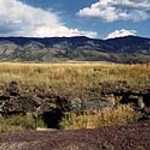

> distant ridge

[{"left": 0, "top": 35, "right": 150, "bottom": 63}]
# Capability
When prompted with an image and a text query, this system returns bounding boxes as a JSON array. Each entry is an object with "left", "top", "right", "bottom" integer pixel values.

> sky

[{"left": 0, "top": 0, "right": 150, "bottom": 39}]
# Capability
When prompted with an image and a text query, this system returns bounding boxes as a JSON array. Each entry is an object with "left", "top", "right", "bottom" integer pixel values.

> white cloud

[
  {"left": 105, "top": 29, "right": 137, "bottom": 39},
  {"left": 78, "top": 0, "right": 150, "bottom": 22},
  {"left": 0, "top": 0, "right": 97, "bottom": 38}
]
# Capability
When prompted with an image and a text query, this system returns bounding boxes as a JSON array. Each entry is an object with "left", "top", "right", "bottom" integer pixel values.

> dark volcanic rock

[
  {"left": 100, "top": 81, "right": 150, "bottom": 117},
  {"left": 0, "top": 81, "right": 71, "bottom": 116},
  {"left": 0, "top": 81, "right": 150, "bottom": 125}
]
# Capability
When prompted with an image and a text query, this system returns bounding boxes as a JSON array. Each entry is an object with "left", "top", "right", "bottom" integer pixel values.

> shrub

[
  {"left": 0, "top": 114, "right": 46, "bottom": 133},
  {"left": 60, "top": 105, "right": 140, "bottom": 129}
]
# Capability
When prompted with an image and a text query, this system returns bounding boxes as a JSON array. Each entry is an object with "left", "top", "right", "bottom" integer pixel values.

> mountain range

[{"left": 0, "top": 36, "right": 150, "bottom": 63}]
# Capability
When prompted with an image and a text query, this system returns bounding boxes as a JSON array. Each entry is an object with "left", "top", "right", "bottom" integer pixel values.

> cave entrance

[
  {"left": 41, "top": 97, "right": 71, "bottom": 129},
  {"left": 41, "top": 108, "right": 65, "bottom": 129},
  {"left": 143, "top": 94, "right": 150, "bottom": 107}
]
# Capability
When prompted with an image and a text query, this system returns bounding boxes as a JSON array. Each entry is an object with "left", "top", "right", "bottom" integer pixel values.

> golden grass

[
  {"left": 60, "top": 105, "right": 140, "bottom": 129},
  {"left": 0, "top": 62, "right": 149, "bottom": 100}
]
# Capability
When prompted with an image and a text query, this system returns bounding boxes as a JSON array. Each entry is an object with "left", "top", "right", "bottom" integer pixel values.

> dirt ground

[{"left": 0, "top": 120, "right": 149, "bottom": 150}]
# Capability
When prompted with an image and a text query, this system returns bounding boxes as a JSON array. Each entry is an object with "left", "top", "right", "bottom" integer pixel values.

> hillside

[{"left": 0, "top": 36, "right": 150, "bottom": 63}]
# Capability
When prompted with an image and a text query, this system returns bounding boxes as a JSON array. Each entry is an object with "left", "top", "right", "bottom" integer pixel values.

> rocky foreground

[{"left": 0, "top": 120, "right": 149, "bottom": 150}]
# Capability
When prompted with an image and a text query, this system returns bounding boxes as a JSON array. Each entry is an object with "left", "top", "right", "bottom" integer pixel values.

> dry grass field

[{"left": 0, "top": 62, "right": 149, "bottom": 97}]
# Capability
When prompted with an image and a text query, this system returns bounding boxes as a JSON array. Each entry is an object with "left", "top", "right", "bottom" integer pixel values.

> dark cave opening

[{"left": 41, "top": 108, "right": 65, "bottom": 129}]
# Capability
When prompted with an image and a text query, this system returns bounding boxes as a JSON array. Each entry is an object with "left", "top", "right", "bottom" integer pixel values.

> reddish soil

[{"left": 0, "top": 120, "right": 150, "bottom": 150}]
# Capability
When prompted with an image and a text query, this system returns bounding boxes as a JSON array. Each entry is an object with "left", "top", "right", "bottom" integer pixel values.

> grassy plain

[{"left": 0, "top": 62, "right": 149, "bottom": 99}]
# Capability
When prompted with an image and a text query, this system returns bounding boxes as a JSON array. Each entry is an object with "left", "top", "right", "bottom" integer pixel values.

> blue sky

[{"left": 0, "top": 0, "right": 150, "bottom": 39}]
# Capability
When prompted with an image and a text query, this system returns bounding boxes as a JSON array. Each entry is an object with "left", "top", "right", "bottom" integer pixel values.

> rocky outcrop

[
  {"left": 0, "top": 81, "right": 117, "bottom": 117},
  {"left": 0, "top": 81, "right": 72, "bottom": 116},
  {"left": 100, "top": 81, "right": 150, "bottom": 117},
  {"left": 0, "top": 80, "right": 149, "bottom": 128},
  {"left": 0, "top": 81, "right": 150, "bottom": 115}
]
